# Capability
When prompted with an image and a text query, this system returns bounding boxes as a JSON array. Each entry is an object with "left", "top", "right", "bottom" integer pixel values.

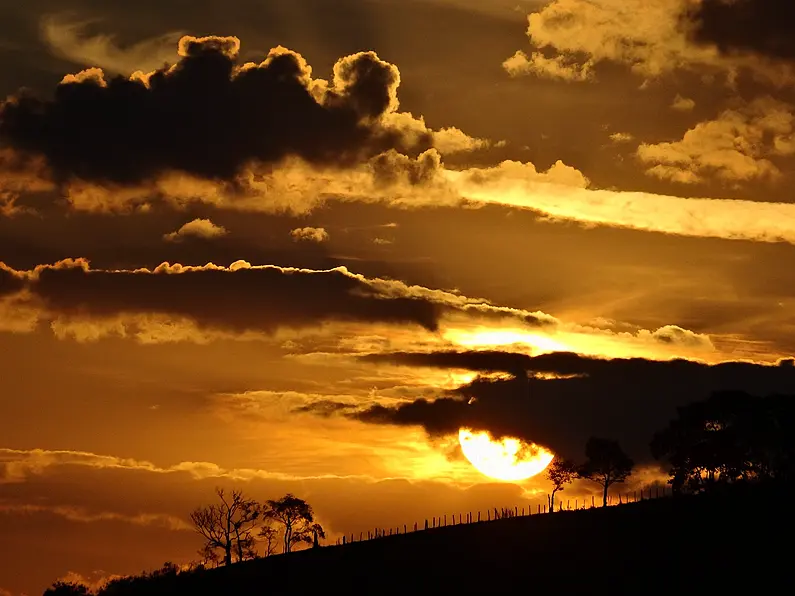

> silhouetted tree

[
  {"left": 577, "top": 437, "right": 634, "bottom": 507},
  {"left": 43, "top": 581, "right": 91, "bottom": 596},
  {"left": 546, "top": 458, "right": 577, "bottom": 513},
  {"left": 258, "top": 524, "right": 279, "bottom": 557},
  {"left": 189, "top": 487, "right": 261, "bottom": 566},
  {"left": 651, "top": 391, "right": 795, "bottom": 494},
  {"left": 264, "top": 493, "right": 326, "bottom": 553}
]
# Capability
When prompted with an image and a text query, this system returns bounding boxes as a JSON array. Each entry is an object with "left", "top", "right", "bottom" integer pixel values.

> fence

[{"left": 333, "top": 484, "right": 671, "bottom": 546}]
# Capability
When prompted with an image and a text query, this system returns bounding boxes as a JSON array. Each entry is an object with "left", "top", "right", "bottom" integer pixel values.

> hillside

[{"left": 98, "top": 483, "right": 789, "bottom": 595}]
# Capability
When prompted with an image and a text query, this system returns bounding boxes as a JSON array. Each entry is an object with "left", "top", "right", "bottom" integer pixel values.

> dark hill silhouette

[{"left": 83, "top": 481, "right": 790, "bottom": 595}]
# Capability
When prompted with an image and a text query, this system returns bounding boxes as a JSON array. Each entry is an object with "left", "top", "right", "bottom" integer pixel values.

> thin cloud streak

[
  {"left": 447, "top": 168, "right": 795, "bottom": 245},
  {"left": 0, "top": 447, "right": 383, "bottom": 484},
  {"left": 0, "top": 502, "right": 192, "bottom": 531}
]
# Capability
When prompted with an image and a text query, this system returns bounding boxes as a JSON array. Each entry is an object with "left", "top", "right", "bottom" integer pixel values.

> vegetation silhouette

[
  {"left": 576, "top": 437, "right": 634, "bottom": 506},
  {"left": 41, "top": 389, "right": 795, "bottom": 595},
  {"left": 190, "top": 488, "right": 261, "bottom": 567},
  {"left": 43, "top": 582, "right": 91, "bottom": 596},
  {"left": 544, "top": 458, "right": 576, "bottom": 512},
  {"left": 264, "top": 494, "right": 326, "bottom": 554},
  {"left": 651, "top": 390, "right": 795, "bottom": 493}
]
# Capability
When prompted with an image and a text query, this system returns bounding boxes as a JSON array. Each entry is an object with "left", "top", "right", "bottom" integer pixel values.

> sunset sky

[{"left": 3, "top": 0, "right": 795, "bottom": 593}]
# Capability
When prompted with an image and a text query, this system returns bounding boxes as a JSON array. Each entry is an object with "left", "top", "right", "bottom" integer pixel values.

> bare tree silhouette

[
  {"left": 189, "top": 487, "right": 261, "bottom": 566},
  {"left": 258, "top": 524, "right": 279, "bottom": 557}
]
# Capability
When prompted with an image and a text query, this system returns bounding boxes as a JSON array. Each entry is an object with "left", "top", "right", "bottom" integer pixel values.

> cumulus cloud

[
  {"left": 502, "top": 50, "right": 594, "bottom": 81},
  {"left": 318, "top": 350, "right": 795, "bottom": 463},
  {"left": 7, "top": 32, "right": 795, "bottom": 248},
  {"left": 40, "top": 15, "right": 183, "bottom": 75},
  {"left": 507, "top": 0, "right": 795, "bottom": 84},
  {"left": 637, "top": 96, "right": 795, "bottom": 183},
  {"left": 163, "top": 218, "right": 227, "bottom": 242},
  {"left": 290, "top": 227, "right": 329, "bottom": 243},
  {"left": 0, "top": 35, "right": 489, "bottom": 214},
  {"left": 671, "top": 94, "right": 696, "bottom": 111}
]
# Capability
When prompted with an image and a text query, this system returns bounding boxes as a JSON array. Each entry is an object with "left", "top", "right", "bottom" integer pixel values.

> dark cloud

[
  {"left": 342, "top": 350, "right": 795, "bottom": 463},
  {"left": 359, "top": 349, "right": 538, "bottom": 376},
  {"left": 0, "top": 35, "right": 431, "bottom": 186},
  {"left": 16, "top": 259, "right": 441, "bottom": 334},
  {"left": 686, "top": 0, "right": 795, "bottom": 60},
  {"left": 0, "top": 262, "right": 25, "bottom": 296}
]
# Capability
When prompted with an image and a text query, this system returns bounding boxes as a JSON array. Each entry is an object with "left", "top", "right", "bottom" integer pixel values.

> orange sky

[{"left": 2, "top": 1, "right": 795, "bottom": 593}]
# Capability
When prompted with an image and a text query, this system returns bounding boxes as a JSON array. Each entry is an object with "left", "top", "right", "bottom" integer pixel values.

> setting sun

[
  {"left": 458, "top": 428, "right": 554, "bottom": 482},
  {"left": 445, "top": 328, "right": 572, "bottom": 353}
]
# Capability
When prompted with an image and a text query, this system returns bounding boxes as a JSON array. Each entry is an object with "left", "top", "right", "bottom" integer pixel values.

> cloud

[
  {"left": 0, "top": 447, "right": 373, "bottom": 485},
  {"left": 9, "top": 259, "right": 443, "bottom": 338},
  {"left": 687, "top": 0, "right": 795, "bottom": 60},
  {"left": 0, "top": 263, "right": 25, "bottom": 296},
  {"left": 0, "top": 36, "right": 488, "bottom": 209},
  {"left": 0, "top": 258, "right": 723, "bottom": 364},
  {"left": 637, "top": 96, "right": 795, "bottom": 184},
  {"left": 508, "top": 0, "right": 795, "bottom": 84},
  {"left": 40, "top": 15, "right": 183, "bottom": 75},
  {"left": 609, "top": 132, "right": 634, "bottom": 143},
  {"left": 502, "top": 50, "right": 594, "bottom": 81},
  {"left": 444, "top": 160, "right": 795, "bottom": 245},
  {"left": 291, "top": 227, "right": 329, "bottom": 243},
  {"left": 671, "top": 94, "right": 696, "bottom": 111},
  {"left": 324, "top": 350, "right": 795, "bottom": 464},
  {"left": 0, "top": 259, "right": 564, "bottom": 344},
  {"left": 0, "top": 502, "right": 191, "bottom": 531},
  {"left": 8, "top": 33, "right": 795, "bottom": 249},
  {"left": 163, "top": 218, "right": 227, "bottom": 242}
]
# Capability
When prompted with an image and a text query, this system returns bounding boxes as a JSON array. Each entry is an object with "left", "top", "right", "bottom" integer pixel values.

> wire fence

[{"left": 333, "top": 485, "right": 671, "bottom": 546}]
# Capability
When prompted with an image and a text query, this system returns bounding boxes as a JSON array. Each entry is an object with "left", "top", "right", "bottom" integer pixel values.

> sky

[{"left": 2, "top": 0, "right": 795, "bottom": 592}]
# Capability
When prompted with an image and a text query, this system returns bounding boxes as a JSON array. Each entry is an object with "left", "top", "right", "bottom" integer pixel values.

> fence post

[
  {"left": 487, "top": 510, "right": 491, "bottom": 521},
  {"left": 478, "top": 511, "right": 481, "bottom": 522},
  {"left": 424, "top": 519, "right": 428, "bottom": 530},
  {"left": 591, "top": 496, "right": 595, "bottom": 508},
  {"left": 543, "top": 504, "right": 547, "bottom": 513},
  {"left": 444, "top": 515, "right": 447, "bottom": 526}
]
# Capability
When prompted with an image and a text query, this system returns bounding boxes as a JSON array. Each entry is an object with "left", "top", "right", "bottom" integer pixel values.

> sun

[{"left": 458, "top": 428, "right": 554, "bottom": 482}]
